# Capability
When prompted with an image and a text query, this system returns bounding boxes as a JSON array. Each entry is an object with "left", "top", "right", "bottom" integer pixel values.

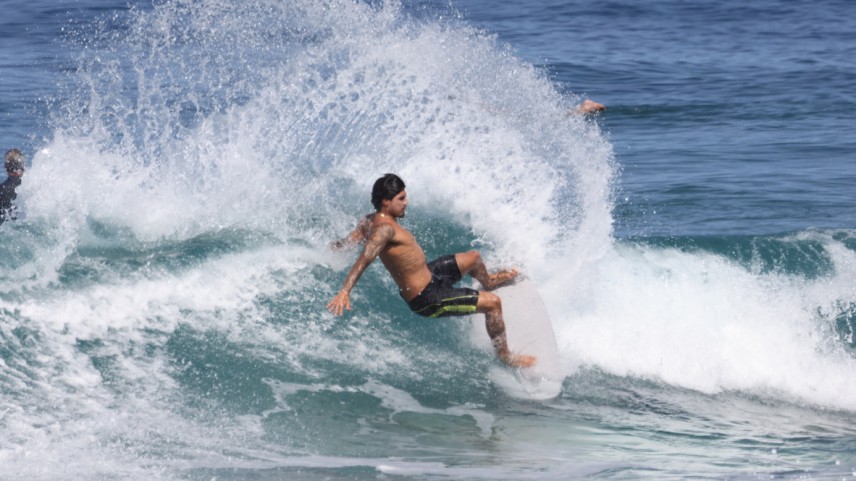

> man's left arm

[{"left": 330, "top": 215, "right": 372, "bottom": 250}]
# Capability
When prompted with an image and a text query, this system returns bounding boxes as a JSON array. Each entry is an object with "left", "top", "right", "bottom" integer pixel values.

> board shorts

[{"left": 403, "top": 255, "right": 480, "bottom": 318}]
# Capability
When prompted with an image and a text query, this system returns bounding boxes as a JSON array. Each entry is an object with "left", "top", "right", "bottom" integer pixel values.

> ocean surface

[{"left": 2, "top": 0, "right": 856, "bottom": 479}]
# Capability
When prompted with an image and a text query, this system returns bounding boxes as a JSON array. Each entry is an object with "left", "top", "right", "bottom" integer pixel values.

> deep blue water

[
  {"left": 459, "top": 0, "right": 856, "bottom": 236},
  {"left": 2, "top": 1, "right": 856, "bottom": 480}
]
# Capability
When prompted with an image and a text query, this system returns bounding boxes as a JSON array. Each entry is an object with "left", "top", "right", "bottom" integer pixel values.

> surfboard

[{"left": 470, "top": 277, "right": 563, "bottom": 400}]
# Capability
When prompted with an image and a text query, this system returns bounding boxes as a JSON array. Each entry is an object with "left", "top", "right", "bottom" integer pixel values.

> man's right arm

[{"left": 326, "top": 223, "right": 395, "bottom": 316}]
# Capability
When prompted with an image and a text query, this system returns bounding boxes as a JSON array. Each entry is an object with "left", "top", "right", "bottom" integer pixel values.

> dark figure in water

[{"left": 0, "top": 148, "right": 25, "bottom": 225}]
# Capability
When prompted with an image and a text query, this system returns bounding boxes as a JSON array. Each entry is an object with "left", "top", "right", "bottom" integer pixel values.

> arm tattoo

[
  {"left": 340, "top": 224, "right": 395, "bottom": 293},
  {"left": 362, "top": 224, "right": 394, "bottom": 259},
  {"left": 332, "top": 215, "right": 374, "bottom": 249}
]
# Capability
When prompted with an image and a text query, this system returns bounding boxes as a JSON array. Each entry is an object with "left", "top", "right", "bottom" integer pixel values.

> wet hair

[
  {"left": 4, "top": 149, "right": 24, "bottom": 173},
  {"left": 371, "top": 173, "right": 405, "bottom": 210}
]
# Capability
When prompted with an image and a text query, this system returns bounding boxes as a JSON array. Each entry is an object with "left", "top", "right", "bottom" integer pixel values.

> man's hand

[
  {"left": 326, "top": 290, "right": 351, "bottom": 316},
  {"left": 329, "top": 239, "right": 348, "bottom": 250}
]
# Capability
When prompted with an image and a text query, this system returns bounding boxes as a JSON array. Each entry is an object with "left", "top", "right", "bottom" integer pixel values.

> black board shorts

[{"left": 404, "top": 255, "right": 480, "bottom": 318}]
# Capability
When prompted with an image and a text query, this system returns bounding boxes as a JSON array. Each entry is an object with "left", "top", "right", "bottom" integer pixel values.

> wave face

[
  {"left": 2, "top": 1, "right": 856, "bottom": 480},
  {"left": 557, "top": 231, "right": 856, "bottom": 406}
]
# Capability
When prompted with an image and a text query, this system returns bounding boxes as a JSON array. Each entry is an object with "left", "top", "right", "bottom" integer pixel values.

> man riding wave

[{"left": 326, "top": 174, "right": 535, "bottom": 368}]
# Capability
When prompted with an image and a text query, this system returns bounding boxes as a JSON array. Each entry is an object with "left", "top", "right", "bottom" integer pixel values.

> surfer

[
  {"left": 326, "top": 173, "right": 536, "bottom": 368},
  {"left": 575, "top": 99, "right": 606, "bottom": 115},
  {"left": 0, "top": 148, "right": 25, "bottom": 225}
]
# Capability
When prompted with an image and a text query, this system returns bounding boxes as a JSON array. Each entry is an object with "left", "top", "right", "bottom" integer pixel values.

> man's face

[{"left": 386, "top": 190, "right": 408, "bottom": 218}]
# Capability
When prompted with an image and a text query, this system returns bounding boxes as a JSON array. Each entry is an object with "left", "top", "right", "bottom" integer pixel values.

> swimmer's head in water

[{"left": 4, "top": 149, "right": 24, "bottom": 175}]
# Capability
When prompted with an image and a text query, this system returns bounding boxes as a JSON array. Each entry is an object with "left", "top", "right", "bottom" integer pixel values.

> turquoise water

[{"left": 2, "top": 1, "right": 856, "bottom": 479}]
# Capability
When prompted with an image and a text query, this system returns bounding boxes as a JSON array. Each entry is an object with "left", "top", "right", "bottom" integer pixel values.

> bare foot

[
  {"left": 506, "top": 353, "right": 536, "bottom": 368},
  {"left": 484, "top": 268, "right": 520, "bottom": 290}
]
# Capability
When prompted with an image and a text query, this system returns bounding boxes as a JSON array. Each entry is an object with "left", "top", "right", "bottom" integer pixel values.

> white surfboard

[{"left": 470, "top": 278, "right": 563, "bottom": 400}]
